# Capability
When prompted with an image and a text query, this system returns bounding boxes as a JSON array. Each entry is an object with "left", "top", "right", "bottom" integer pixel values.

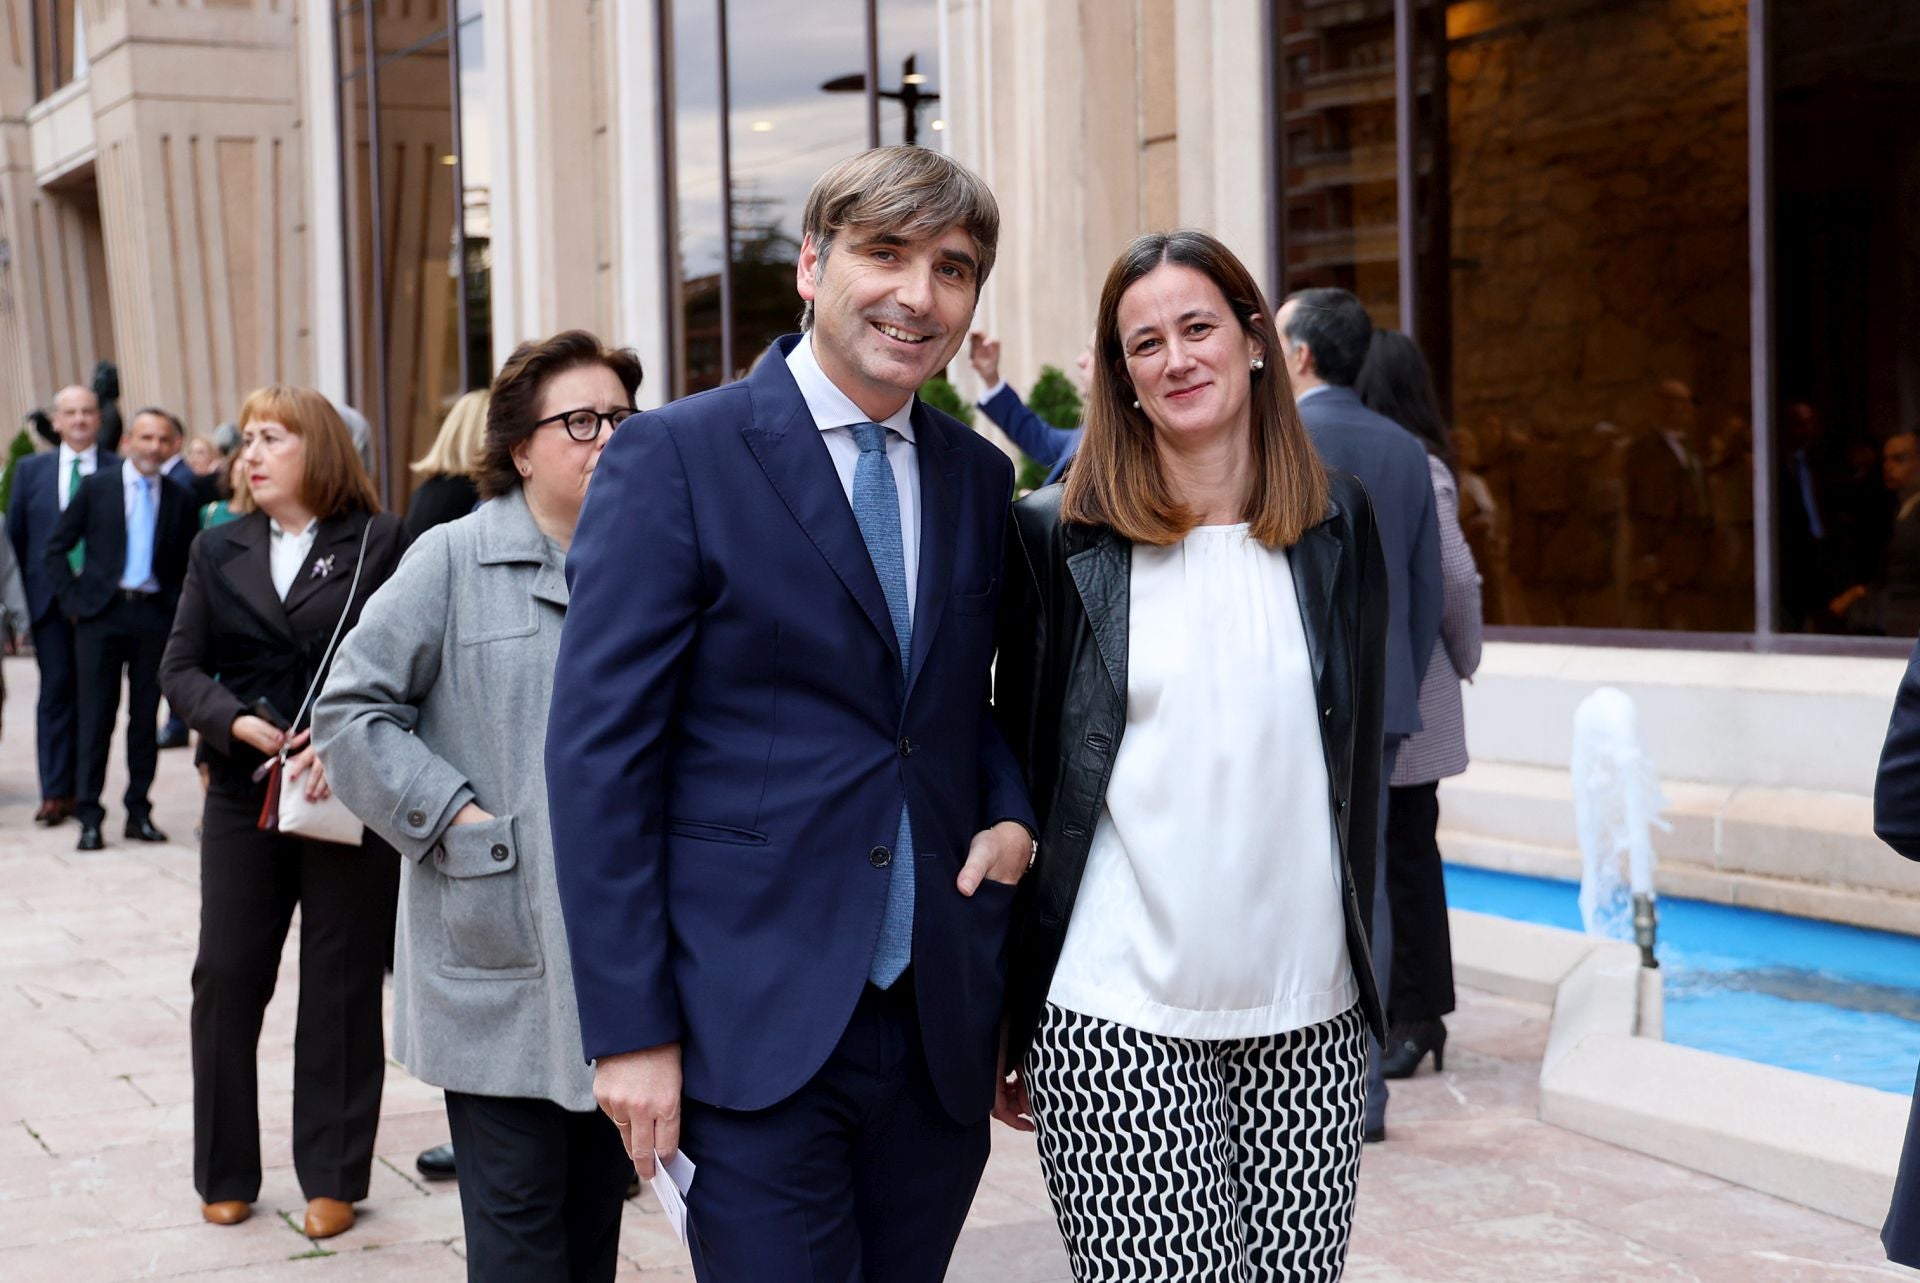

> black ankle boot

[{"left": 1381, "top": 1018, "right": 1447, "bottom": 1079}]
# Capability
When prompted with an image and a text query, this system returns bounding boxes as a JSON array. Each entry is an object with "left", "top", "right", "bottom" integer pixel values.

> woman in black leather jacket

[{"left": 992, "top": 230, "right": 1389, "bottom": 1282}]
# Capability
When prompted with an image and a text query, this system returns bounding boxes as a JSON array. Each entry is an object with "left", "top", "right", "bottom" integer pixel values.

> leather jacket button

[
  {"left": 407, "top": 809, "right": 427, "bottom": 828},
  {"left": 490, "top": 843, "right": 510, "bottom": 862},
  {"left": 899, "top": 737, "right": 915, "bottom": 757},
  {"left": 869, "top": 846, "right": 892, "bottom": 868},
  {"left": 1335, "top": 797, "right": 1347, "bottom": 812}
]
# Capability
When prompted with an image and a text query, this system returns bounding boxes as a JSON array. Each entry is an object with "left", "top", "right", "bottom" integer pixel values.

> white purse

[{"left": 274, "top": 522, "right": 372, "bottom": 846}]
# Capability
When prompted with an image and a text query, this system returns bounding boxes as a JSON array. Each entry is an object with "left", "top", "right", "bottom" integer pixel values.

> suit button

[
  {"left": 899, "top": 737, "right": 915, "bottom": 757},
  {"left": 1323, "top": 707, "right": 1332, "bottom": 718},
  {"left": 407, "top": 809, "right": 426, "bottom": 828},
  {"left": 1335, "top": 797, "right": 1347, "bottom": 812},
  {"left": 490, "top": 844, "right": 509, "bottom": 862},
  {"left": 870, "top": 846, "right": 892, "bottom": 868}
]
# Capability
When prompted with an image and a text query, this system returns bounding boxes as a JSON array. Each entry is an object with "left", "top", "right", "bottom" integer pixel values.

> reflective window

[
  {"left": 31, "top": 1, "right": 81, "bottom": 100},
  {"left": 1772, "top": 1, "right": 1920, "bottom": 637},
  {"left": 668, "top": 0, "right": 938, "bottom": 398},
  {"left": 336, "top": 1, "right": 492, "bottom": 505},
  {"left": 1438, "top": 0, "right": 1753, "bottom": 631}
]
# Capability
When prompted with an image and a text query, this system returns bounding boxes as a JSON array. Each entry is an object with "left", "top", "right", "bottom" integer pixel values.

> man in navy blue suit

[
  {"left": 547, "top": 146, "right": 1036, "bottom": 1282},
  {"left": 1277, "top": 287, "right": 1443, "bottom": 1144},
  {"left": 965, "top": 330, "right": 1088, "bottom": 484},
  {"left": 6, "top": 384, "right": 117, "bottom": 825}
]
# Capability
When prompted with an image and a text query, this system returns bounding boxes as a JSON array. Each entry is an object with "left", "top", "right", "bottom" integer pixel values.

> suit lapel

[
  {"left": 212, "top": 515, "right": 293, "bottom": 638},
  {"left": 284, "top": 513, "right": 365, "bottom": 621},
  {"left": 95, "top": 468, "right": 129, "bottom": 579},
  {"left": 1066, "top": 527, "right": 1130, "bottom": 702},
  {"left": 905, "top": 403, "right": 956, "bottom": 697},
  {"left": 1289, "top": 516, "right": 1342, "bottom": 686},
  {"left": 740, "top": 342, "right": 903, "bottom": 667}
]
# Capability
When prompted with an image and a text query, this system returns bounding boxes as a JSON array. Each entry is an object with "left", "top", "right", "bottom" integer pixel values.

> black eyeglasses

[{"left": 532, "top": 407, "right": 637, "bottom": 442}]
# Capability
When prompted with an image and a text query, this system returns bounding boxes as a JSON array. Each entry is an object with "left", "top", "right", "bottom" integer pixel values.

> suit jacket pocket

[
  {"left": 665, "top": 818, "right": 769, "bottom": 846},
  {"left": 951, "top": 583, "right": 998, "bottom": 615},
  {"left": 432, "top": 814, "right": 544, "bottom": 977}
]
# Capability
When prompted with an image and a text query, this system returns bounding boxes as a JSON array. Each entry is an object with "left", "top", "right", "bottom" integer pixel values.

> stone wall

[{"left": 1447, "top": 0, "right": 1752, "bottom": 630}]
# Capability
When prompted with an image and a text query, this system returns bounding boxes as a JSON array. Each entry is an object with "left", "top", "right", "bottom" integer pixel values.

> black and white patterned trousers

[{"left": 1025, "top": 1003, "right": 1368, "bottom": 1282}]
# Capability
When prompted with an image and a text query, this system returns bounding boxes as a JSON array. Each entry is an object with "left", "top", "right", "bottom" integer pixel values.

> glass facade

[
  {"left": 1278, "top": 0, "right": 1916, "bottom": 649},
  {"left": 335, "top": 0, "right": 494, "bottom": 506},
  {"left": 666, "top": 0, "right": 944, "bottom": 398}
]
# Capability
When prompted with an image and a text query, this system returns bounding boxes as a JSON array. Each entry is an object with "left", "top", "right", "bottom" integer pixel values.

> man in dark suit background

[
  {"left": 1277, "top": 286, "right": 1443, "bottom": 1143},
  {"left": 45, "top": 408, "right": 198, "bottom": 850},
  {"left": 547, "top": 146, "right": 1035, "bottom": 1282},
  {"left": 966, "top": 330, "right": 1088, "bottom": 484},
  {"left": 6, "top": 384, "right": 117, "bottom": 825},
  {"left": 150, "top": 408, "right": 198, "bottom": 749}
]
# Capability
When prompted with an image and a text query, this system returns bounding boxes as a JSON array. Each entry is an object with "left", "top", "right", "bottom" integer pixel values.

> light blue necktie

[
  {"left": 123, "top": 475, "right": 155, "bottom": 590},
  {"left": 851, "top": 422, "right": 915, "bottom": 989}
]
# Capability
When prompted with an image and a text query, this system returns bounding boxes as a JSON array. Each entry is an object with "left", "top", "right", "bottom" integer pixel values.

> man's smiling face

[{"left": 797, "top": 223, "right": 981, "bottom": 421}]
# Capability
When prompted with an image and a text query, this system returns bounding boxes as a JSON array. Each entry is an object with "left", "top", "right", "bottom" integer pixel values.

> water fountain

[{"left": 1571, "top": 686, "right": 1670, "bottom": 969}]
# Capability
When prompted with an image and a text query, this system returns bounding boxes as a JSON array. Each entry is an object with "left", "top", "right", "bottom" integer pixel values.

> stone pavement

[{"left": 0, "top": 654, "right": 1907, "bottom": 1280}]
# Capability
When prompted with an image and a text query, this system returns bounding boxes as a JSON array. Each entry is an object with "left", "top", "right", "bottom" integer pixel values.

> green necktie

[{"left": 66, "top": 458, "right": 85, "bottom": 574}]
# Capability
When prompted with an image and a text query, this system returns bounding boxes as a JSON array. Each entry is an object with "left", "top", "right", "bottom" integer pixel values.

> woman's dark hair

[
  {"left": 1062, "top": 229, "right": 1327, "bottom": 549},
  {"left": 480, "top": 330, "right": 643, "bottom": 499},
  {"left": 1355, "top": 328, "right": 1455, "bottom": 472}
]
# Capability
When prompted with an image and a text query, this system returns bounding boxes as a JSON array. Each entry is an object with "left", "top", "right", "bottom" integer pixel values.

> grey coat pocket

[{"left": 432, "top": 815, "right": 543, "bottom": 976}]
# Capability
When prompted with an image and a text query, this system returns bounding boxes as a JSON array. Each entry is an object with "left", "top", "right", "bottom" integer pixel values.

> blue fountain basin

[{"left": 1443, "top": 863, "right": 1920, "bottom": 1096}]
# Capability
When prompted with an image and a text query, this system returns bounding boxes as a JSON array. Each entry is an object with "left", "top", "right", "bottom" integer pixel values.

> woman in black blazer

[
  {"left": 993, "top": 232, "right": 1389, "bottom": 1283},
  {"left": 160, "top": 386, "right": 406, "bottom": 1242}
]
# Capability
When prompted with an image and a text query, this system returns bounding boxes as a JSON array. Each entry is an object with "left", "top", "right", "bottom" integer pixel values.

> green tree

[
  {"left": 917, "top": 373, "right": 974, "bottom": 427},
  {"left": 0, "top": 428, "right": 35, "bottom": 514}
]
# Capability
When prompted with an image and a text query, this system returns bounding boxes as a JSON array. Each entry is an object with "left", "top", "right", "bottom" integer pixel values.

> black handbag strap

[{"left": 281, "top": 518, "right": 374, "bottom": 757}]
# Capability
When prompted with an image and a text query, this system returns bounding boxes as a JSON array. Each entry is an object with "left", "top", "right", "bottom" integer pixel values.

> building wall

[{"left": 944, "top": 0, "right": 1270, "bottom": 397}]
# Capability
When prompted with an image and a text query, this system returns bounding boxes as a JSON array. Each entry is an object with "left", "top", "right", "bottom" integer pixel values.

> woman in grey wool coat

[{"left": 314, "top": 330, "right": 642, "bottom": 1282}]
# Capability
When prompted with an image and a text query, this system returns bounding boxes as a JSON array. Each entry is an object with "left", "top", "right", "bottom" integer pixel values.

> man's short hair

[
  {"left": 131, "top": 406, "right": 184, "bottom": 440},
  {"left": 798, "top": 146, "right": 999, "bottom": 331},
  {"left": 1281, "top": 287, "right": 1373, "bottom": 388}
]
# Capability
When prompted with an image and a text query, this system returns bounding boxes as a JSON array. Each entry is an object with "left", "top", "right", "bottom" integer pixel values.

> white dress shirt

[
  {"left": 1047, "top": 524, "right": 1357, "bottom": 1040},
  {"left": 119, "top": 461, "right": 162, "bottom": 594},
  {"left": 56, "top": 443, "right": 99, "bottom": 508},
  {"left": 269, "top": 518, "right": 320, "bottom": 601},
  {"left": 786, "top": 333, "right": 921, "bottom": 622}
]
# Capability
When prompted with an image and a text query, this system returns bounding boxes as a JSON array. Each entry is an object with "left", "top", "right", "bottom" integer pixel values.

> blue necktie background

[
  {"left": 850, "top": 422, "right": 915, "bottom": 988},
  {"left": 123, "top": 474, "right": 155, "bottom": 589}
]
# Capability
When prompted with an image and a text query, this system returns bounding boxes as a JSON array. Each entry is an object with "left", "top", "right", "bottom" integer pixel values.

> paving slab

[{"left": 0, "top": 654, "right": 1905, "bottom": 1278}]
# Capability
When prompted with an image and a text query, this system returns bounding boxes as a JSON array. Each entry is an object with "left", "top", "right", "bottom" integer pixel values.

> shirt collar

[
  {"left": 59, "top": 443, "right": 98, "bottom": 467},
  {"left": 786, "top": 332, "right": 917, "bottom": 442},
  {"left": 121, "top": 459, "right": 156, "bottom": 488},
  {"left": 269, "top": 517, "right": 319, "bottom": 540}
]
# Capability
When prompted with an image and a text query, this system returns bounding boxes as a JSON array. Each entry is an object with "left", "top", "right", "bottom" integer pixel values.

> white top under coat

[
  {"left": 1047, "top": 524, "right": 1357, "bottom": 1040},
  {"left": 268, "top": 517, "right": 319, "bottom": 601},
  {"left": 786, "top": 332, "right": 921, "bottom": 623}
]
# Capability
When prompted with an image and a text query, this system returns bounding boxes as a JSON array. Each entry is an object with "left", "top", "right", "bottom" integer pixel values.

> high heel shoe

[{"left": 1381, "top": 1017, "right": 1447, "bottom": 1079}]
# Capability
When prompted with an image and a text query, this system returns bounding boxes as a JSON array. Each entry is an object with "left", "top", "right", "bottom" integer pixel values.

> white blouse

[
  {"left": 1046, "top": 524, "right": 1357, "bottom": 1040},
  {"left": 268, "top": 518, "right": 320, "bottom": 601}
]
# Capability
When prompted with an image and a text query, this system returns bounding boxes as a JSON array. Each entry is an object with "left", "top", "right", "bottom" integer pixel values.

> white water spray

[{"left": 1570, "top": 687, "right": 1670, "bottom": 945}]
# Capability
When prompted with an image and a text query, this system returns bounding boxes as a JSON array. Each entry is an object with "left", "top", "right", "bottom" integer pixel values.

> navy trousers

[
  {"left": 680, "top": 973, "right": 990, "bottom": 1283},
  {"left": 29, "top": 610, "right": 78, "bottom": 800},
  {"left": 1364, "top": 738, "right": 1403, "bottom": 1134}
]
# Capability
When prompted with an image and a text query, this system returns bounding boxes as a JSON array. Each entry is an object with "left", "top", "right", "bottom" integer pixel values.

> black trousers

[
  {"left": 74, "top": 593, "right": 169, "bottom": 826},
  {"left": 442, "top": 1091, "right": 632, "bottom": 1282},
  {"left": 29, "top": 609, "right": 78, "bottom": 799},
  {"left": 190, "top": 785, "right": 398, "bottom": 1204},
  {"left": 1384, "top": 781, "right": 1457, "bottom": 1025}
]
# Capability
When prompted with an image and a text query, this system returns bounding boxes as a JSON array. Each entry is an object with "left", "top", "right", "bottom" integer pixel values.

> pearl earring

[
  {"left": 1132, "top": 399, "right": 1141, "bottom": 409},
  {"left": 1251, "top": 358, "right": 1265, "bottom": 370}
]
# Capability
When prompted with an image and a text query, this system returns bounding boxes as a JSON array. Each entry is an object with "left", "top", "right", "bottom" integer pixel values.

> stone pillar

[{"left": 81, "top": 0, "right": 311, "bottom": 427}]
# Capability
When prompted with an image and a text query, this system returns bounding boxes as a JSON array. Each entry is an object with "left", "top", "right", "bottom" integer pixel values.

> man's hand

[
  {"left": 595, "top": 1043, "right": 683, "bottom": 1179},
  {"left": 967, "top": 331, "right": 1002, "bottom": 389},
  {"left": 958, "top": 820, "right": 1031, "bottom": 896}
]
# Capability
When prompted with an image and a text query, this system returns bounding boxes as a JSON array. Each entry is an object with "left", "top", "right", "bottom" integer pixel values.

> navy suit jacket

[
  {"left": 547, "top": 335, "right": 1037, "bottom": 1124},
  {"left": 979, "top": 384, "right": 1081, "bottom": 484},
  {"left": 6, "top": 450, "right": 121, "bottom": 623},
  {"left": 1299, "top": 385, "right": 1442, "bottom": 739},
  {"left": 1877, "top": 637, "right": 1920, "bottom": 1264}
]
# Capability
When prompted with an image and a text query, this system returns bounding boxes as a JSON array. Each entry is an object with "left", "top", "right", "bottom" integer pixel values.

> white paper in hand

[{"left": 649, "top": 1149, "right": 697, "bottom": 1245}]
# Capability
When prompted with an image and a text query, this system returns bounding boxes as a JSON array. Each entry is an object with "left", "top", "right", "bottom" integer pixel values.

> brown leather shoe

[
  {"left": 303, "top": 1196, "right": 354, "bottom": 1239},
  {"left": 201, "top": 1200, "right": 251, "bottom": 1226},
  {"left": 34, "top": 798, "right": 72, "bottom": 826}
]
